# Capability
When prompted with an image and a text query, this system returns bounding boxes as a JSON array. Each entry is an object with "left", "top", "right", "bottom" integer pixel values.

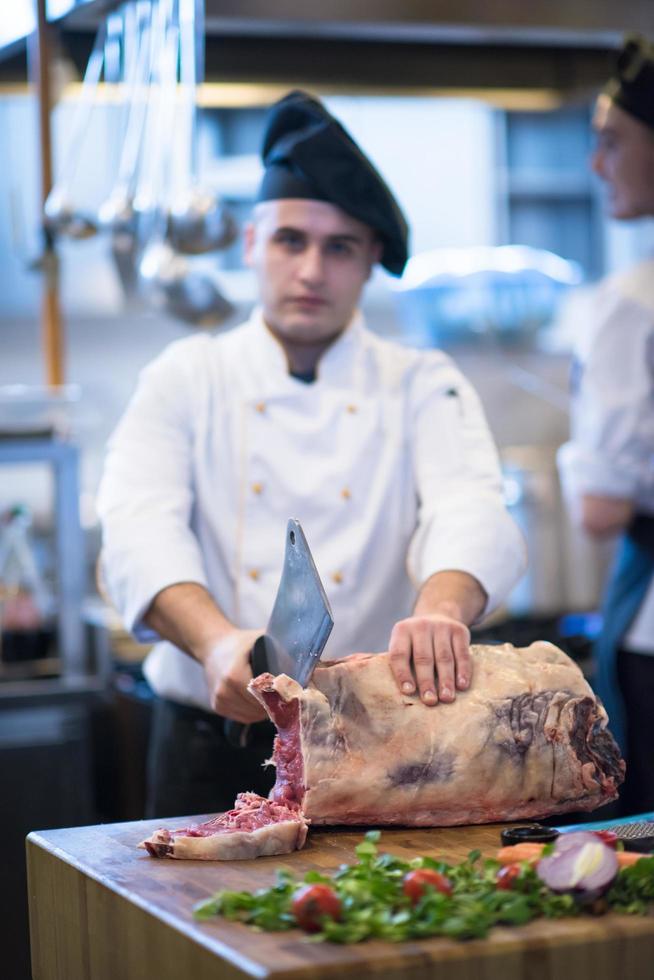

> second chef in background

[
  {"left": 98, "top": 90, "right": 526, "bottom": 817},
  {"left": 558, "top": 34, "right": 654, "bottom": 815}
]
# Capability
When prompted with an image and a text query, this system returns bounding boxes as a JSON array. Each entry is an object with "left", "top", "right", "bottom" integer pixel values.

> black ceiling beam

[
  {"left": 200, "top": 35, "right": 614, "bottom": 95},
  {"left": 51, "top": 30, "right": 614, "bottom": 98}
]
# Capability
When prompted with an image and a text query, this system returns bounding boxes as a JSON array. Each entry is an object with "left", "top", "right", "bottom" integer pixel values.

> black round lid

[{"left": 500, "top": 825, "right": 560, "bottom": 846}]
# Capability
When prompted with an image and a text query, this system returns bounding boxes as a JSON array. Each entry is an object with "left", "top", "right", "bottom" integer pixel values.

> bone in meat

[{"left": 140, "top": 792, "right": 309, "bottom": 859}]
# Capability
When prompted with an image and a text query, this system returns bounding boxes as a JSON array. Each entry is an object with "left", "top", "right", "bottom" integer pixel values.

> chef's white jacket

[
  {"left": 97, "top": 308, "right": 526, "bottom": 709},
  {"left": 558, "top": 259, "right": 654, "bottom": 653}
]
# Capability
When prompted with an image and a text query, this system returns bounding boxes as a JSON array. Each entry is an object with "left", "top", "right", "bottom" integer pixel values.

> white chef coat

[
  {"left": 97, "top": 308, "right": 526, "bottom": 710},
  {"left": 557, "top": 258, "right": 654, "bottom": 653}
]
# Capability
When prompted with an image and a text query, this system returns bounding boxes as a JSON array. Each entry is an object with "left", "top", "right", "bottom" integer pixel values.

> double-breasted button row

[
  {"left": 245, "top": 566, "right": 343, "bottom": 585},
  {"left": 250, "top": 482, "right": 351, "bottom": 502},
  {"left": 253, "top": 401, "right": 358, "bottom": 415},
  {"left": 248, "top": 398, "right": 351, "bottom": 586}
]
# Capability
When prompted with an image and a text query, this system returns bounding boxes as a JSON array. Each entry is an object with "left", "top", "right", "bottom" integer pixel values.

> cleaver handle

[{"left": 223, "top": 636, "right": 270, "bottom": 749}]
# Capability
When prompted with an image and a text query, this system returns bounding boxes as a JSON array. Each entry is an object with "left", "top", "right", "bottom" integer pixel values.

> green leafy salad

[{"left": 192, "top": 831, "right": 654, "bottom": 943}]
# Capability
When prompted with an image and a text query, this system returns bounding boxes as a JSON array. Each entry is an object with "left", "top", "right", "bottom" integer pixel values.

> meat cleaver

[{"left": 224, "top": 518, "right": 334, "bottom": 748}]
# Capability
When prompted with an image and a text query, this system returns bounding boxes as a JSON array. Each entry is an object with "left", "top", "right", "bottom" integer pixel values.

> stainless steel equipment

[{"left": 0, "top": 437, "right": 85, "bottom": 682}]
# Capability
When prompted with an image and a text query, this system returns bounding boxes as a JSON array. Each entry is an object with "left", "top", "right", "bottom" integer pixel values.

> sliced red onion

[
  {"left": 537, "top": 832, "right": 619, "bottom": 897},
  {"left": 553, "top": 831, "right": 605, "bottom": 852}
]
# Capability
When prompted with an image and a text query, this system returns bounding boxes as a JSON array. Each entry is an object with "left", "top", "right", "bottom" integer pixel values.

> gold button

[
  {"left": 340, "top": 487, "right": 351, "bottom": 500},
  {"left": 346, "top": 404, "right": 358, "bottom": 414},
  {"left": 248, "top": 569, "right": 260, "bottom": 581},
  {"left": 255, "top": 401, "right": 266, "bottom": 414},
  {"left": 251, "top": 482, "right": 264, "bottom": 495},
  {"left": 331, "top": 571, "right": 343, "bottom": 585}
]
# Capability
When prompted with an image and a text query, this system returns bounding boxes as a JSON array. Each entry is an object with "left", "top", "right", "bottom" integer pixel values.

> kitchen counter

[{"left": 27, "top": 816, "right": 654, "bottom": 980}]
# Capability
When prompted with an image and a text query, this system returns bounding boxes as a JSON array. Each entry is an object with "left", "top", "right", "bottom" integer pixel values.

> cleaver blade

[{"left": 251, "top": 518, "right": 334, "bottom": 686}]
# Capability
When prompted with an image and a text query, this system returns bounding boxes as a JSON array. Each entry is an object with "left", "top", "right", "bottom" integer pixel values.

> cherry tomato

[
  {"left": 592, "top": 830, "right": 618, "bottom": 848},
  {"left": 496, "top": 863, "right": 522, "bottom": 890},
  {"left": 402, "top": 868, "right": 453, "bottom": 904},
  {"left": 291, "top": 884, "right": 342, "bottom": 933}
]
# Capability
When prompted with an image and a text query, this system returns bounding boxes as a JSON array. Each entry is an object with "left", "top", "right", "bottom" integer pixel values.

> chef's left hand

[{"left": 388, "top": 612, "right": 472, "bottom": 705}]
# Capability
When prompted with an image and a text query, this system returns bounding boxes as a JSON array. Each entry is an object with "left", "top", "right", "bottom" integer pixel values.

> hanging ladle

[
  {"left": 137, "top": 0, "right": 234, "bottom": 325},
  {"left": 98, "top": 2, "right": 151, "bottom": 238},
  {"left": 98, "top": 1, "right": 153, "bottom": 296},
  {"left": 166, "top": 0, "right": 236, "bottom": 255},
  {"left": 139, "top": 239, "right": 234, "bottom": 324},
  {"left": 43, "top": 16, "right": 108, "bottom": 240}
]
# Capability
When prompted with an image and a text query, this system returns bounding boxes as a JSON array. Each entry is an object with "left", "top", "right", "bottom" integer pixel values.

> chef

[
  {"left": 98, "top": 90, "right": 526, "bottom": 817},
  {"left": 558, "top": 35, "right": 654, "bottom": 813}
]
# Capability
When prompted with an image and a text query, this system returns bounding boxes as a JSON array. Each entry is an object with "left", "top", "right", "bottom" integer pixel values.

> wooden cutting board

[{"left": 27, "top": 816, "right": 654, "bottom": 980}]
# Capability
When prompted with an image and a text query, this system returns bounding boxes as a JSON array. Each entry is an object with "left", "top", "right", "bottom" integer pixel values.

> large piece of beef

[
  {"left": 140, "top": 792, "right": 309, "bottom": 859},
  {"left": 249, "top": 642, "right": 625, "bottom": 826}
]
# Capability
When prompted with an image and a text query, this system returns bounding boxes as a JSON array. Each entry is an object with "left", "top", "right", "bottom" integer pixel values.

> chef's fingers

[
  {"left": 388, "top": 621, "right": 416, "bottom": 694},
  {"left": 214, "top": 693, "right": 267, "bottom": 723},
  {"left": 410, "top": 620, "right": 438, "bottom": 705},
  {"left": 213, "top": 674, "right": 267, "bottom": 722},
  {"left": 452, "top": 628, "right": 472, "bottom": 690},
  {"left": 433, "top": 631, "right": 456, "bottom": 703}
]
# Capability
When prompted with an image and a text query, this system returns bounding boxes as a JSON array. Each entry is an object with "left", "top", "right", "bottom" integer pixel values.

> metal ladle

[
  {"left": 136, "top": 0, "right": 234, "bottom": 325},
  {"left": 166, "top": 0, "right": 236, "bottom": 255},
  {"left": 98, "top": 1, "right": 153, "bottom": 296},
  {"left": 43, "top": 17, "right": 109, "bottom": 240},
  {"left": 97, "top": 3, "right": 149, "bottom": 237},
  {"left": 139, "top": 239, "right": 234, "bottom": 324}
]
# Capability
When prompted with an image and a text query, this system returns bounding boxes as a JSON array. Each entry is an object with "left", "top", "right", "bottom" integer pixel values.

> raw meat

[
  {"left": 249, "top": 642, "right": 625, "bottom": 826},
  {"left": 140, "top": 792, "right": 309, "bottom": 860}
]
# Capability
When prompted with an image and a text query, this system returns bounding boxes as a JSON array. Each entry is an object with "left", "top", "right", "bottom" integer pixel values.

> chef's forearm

[
  {"left": 143, "top": 582, "right": 236, "bottom": 664},
  {"left": 581, "top": 493, "right": 634, "bottom": 538},
  {"left": 414, "top": 570, "right": 487, "bottom": 626}
]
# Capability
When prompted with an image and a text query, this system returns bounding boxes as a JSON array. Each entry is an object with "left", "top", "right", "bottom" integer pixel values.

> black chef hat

[
  {"left": 603, "top": 33, "right": 654, "bottom": 130},
  {"left": 257, "top": 90, "right": 409, "bottom": 276}
]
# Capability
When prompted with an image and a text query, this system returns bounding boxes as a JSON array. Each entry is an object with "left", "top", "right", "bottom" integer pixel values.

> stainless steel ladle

[
  {"left": 43, "top": 16, "right": 110, "bottom": 240},
  {"left": 139, "top": 239, "right": 234, "bottom": 324},
  {"left": 136, "top": 0, "right": 233, "bottom": 325},
  {"left": 97, "top": 2, "right": 152, "bottom": 239},
  {"left": 166, "top": 0, "right": 236, "bottom": 255},
  {"left": 98, "top": 1, "right": 154, "bottom": 296}
]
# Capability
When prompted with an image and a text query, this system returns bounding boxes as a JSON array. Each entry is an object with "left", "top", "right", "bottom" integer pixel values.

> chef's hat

[
  {"left": 257, "top": 90, "right": 409, "bottom": 277},
  {"left": 604, "top": 33, "right": 654, "bottom": 130}
]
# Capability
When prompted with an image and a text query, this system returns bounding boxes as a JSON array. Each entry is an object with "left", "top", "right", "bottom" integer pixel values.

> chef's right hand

[{"left": 202, "top": 628, "right": 269, "bottom": 723}]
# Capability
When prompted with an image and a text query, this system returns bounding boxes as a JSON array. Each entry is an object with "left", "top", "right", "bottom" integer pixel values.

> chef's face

[
  {"left": 591, "top": 95, "right": 654, "bottom": 219},
  {"left": 244, "top": 199, "right": 381, "bottom": 348}
]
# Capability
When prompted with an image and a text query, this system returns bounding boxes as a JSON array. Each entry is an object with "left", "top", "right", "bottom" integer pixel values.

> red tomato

[
  {"left": 291, "top": 884, "right": 342, "bottom": 933},
  {"left": 496, "top": 863, "right": 522, "bottom": 890},
  {"left": 402, "top": 868, "right": 453, "bottom": 904},
  {"left": 592, "top": 830, "right": 618, "bottom": 848}
]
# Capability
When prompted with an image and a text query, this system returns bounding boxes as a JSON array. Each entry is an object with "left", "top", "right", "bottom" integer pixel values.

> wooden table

[{"left": 27, "top": 816, "right": 654, "bottom": 980}]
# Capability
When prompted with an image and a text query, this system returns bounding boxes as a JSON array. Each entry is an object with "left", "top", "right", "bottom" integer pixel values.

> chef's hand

[
  {"left": 388, "top": 612, "right": 472, "bottom": 706},
  {"left": 202, "top": 628, "right": 269, "bottom": 723}
]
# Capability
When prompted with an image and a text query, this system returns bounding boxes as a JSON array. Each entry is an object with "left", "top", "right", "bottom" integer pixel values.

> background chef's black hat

[
  {"left": 257, "top": 90, "right": 409, "bottom": 276},
  {"left": 603, "top": 33, "right": 654, "bottom": 130}
]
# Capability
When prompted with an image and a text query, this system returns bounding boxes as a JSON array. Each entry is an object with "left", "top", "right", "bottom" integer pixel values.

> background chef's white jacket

[
  {"left": 98, "top": 308, "right": 526, "bottom": 710},
  {"left": 558, "top": 259, "right": 654, "bottom": 654}
]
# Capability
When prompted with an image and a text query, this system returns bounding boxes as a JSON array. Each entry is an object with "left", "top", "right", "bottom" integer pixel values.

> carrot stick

[
  {"left": 497, "top": 843, "right": 545, "bottom": 865},
  {"left": 617, "top": 850, "right": 650, "bottom": 868},
  {"left": 496, "top": 841, "right": 650, "bottom": 868}
]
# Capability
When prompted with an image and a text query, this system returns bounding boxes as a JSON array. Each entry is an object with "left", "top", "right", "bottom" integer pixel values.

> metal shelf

[{"left": 0, "top": 436, "right": 85, "bottom": 682}]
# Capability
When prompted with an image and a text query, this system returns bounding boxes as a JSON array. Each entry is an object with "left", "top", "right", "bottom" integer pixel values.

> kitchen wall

[{"left": 2, "top": 90, "right": 653, "bottom": 617}]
